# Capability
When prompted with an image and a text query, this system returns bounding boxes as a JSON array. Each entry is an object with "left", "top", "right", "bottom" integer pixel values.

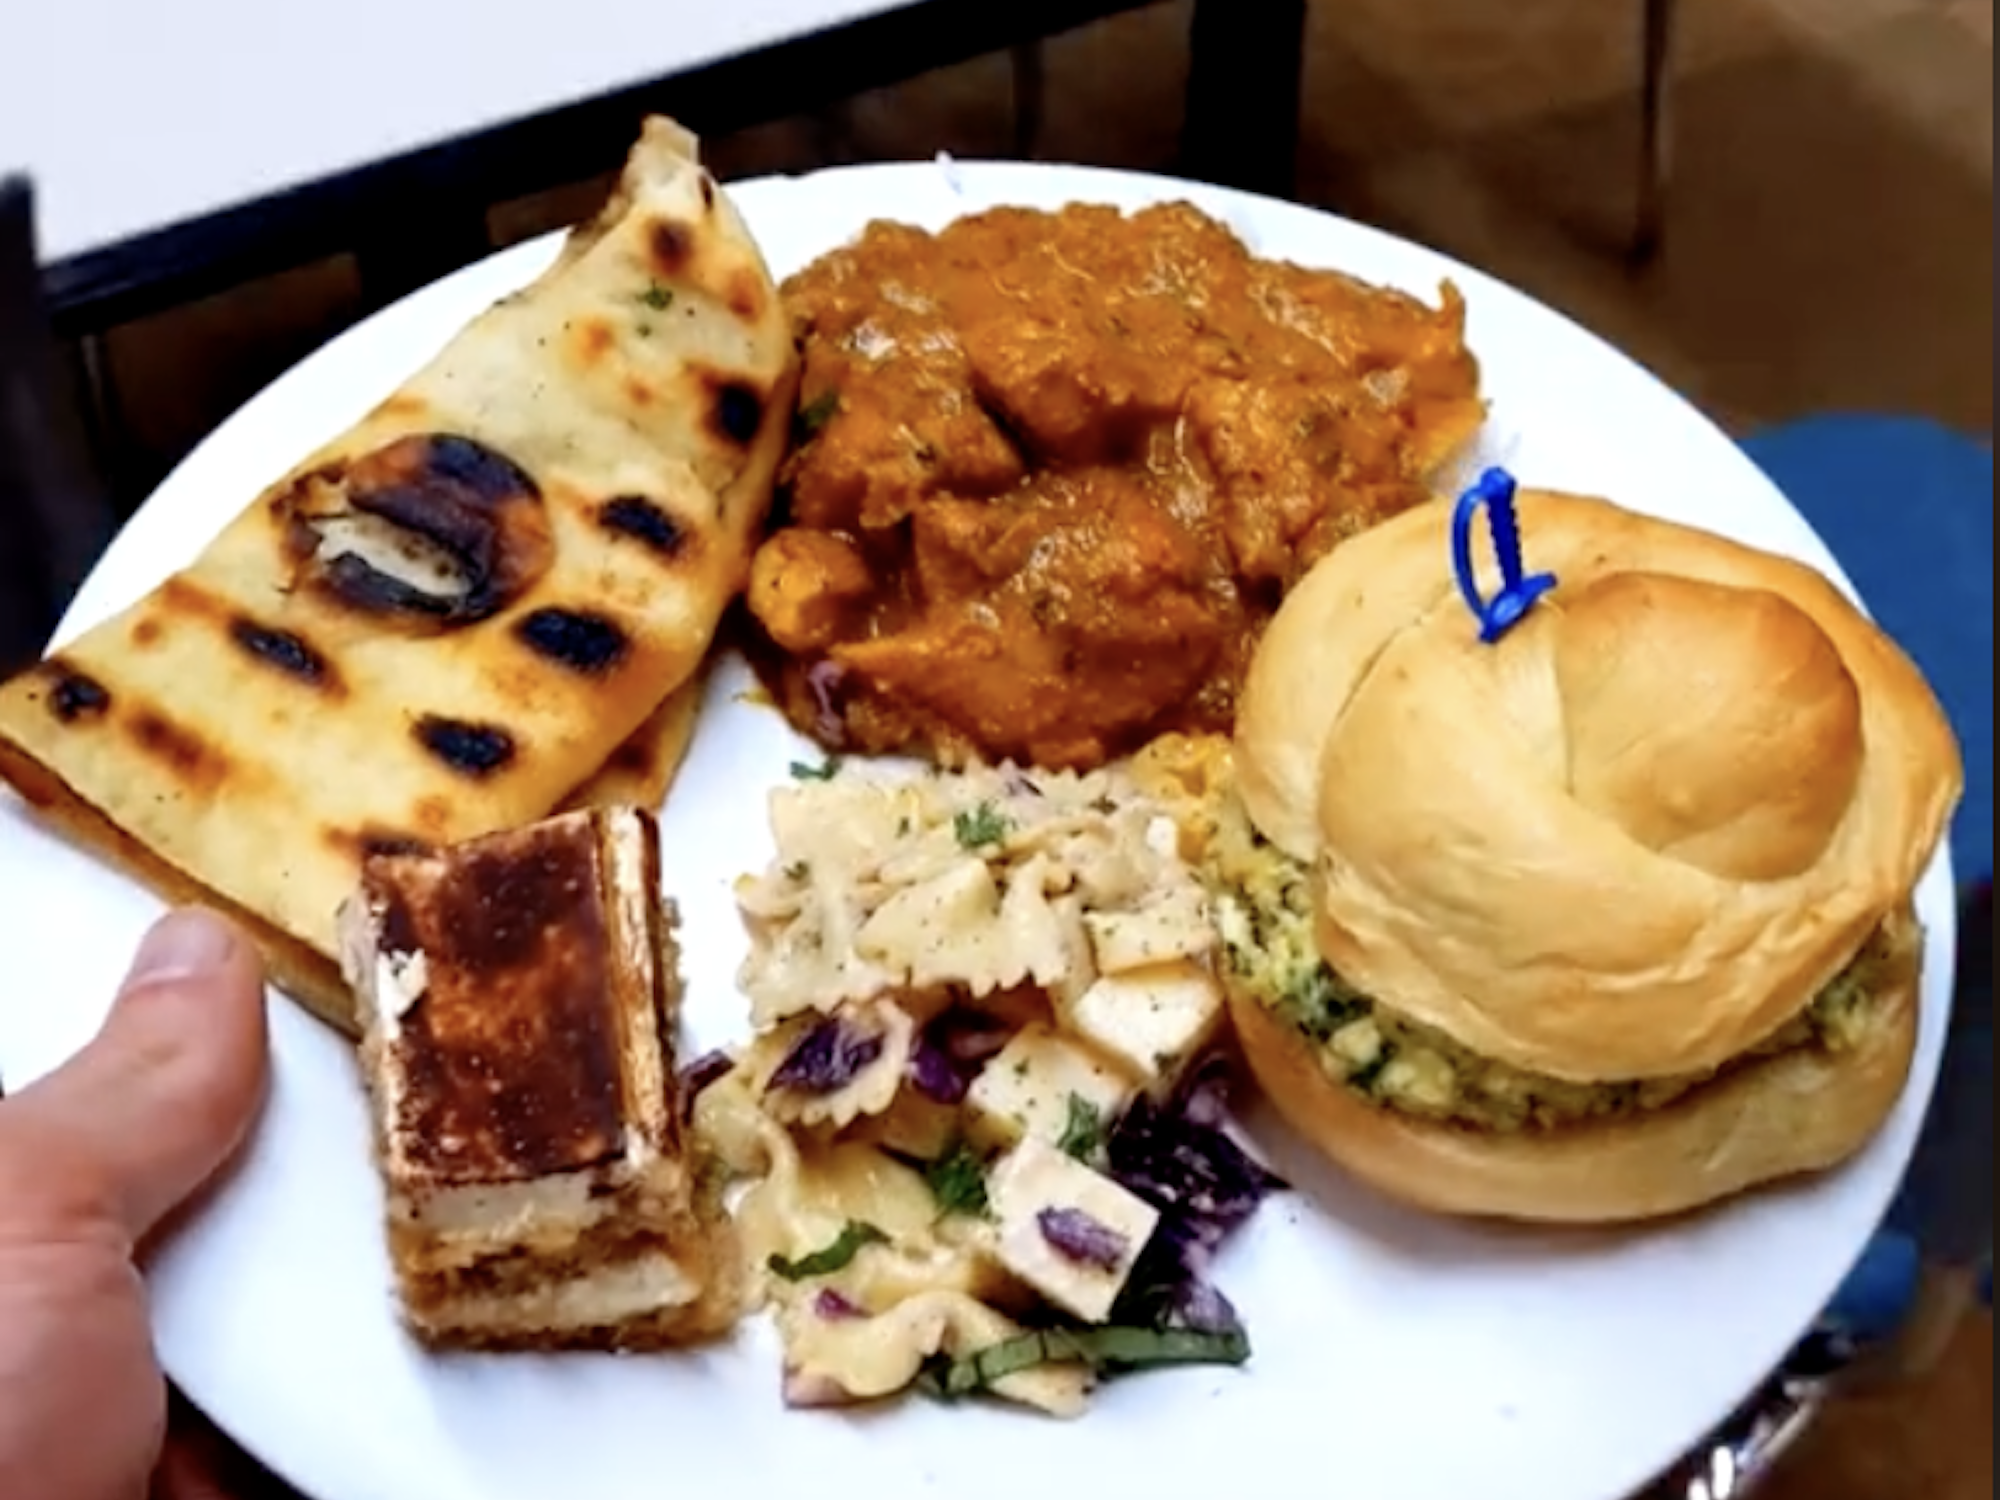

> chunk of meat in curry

[{"left": 747, "top": 202, "right": 1484, "bottom": 770}]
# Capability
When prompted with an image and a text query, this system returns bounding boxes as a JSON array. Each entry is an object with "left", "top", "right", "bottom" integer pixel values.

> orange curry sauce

[{"left": 745, "top": 202, "right": 1485, "bottom": 770}]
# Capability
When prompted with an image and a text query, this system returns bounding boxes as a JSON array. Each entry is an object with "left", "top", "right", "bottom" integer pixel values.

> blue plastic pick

[{"left": 1452, "top": 467, "right": 1558, "bottom": 644}]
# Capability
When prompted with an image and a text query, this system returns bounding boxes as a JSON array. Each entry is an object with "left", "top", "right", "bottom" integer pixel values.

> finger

[{"left": 7, "top": 908, "right": 270, "bottom": 1244}]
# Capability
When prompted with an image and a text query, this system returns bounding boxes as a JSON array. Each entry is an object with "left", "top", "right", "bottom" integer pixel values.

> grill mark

[
  {"left": 605, "top": 734, "right": 656, "bottom": 775},
  {"left": 43, "top": 663, "right": 111, "bottom": 724},
  {"left": 515, "top": 608, "right": 630, "bottom": 675},
  {"left": 574, "top": 319, "right": 616, "bottom": 364},
  {"left": 329, "top": 826, "right": 436, "bottom": 865},
  {"left": 372, "top": 393, "right": 430, "bottom": 422},
  {"left": 598, "top": 496, "right": 686, "bottom": 559},
  {"left": 724, "top": 269, "right": 765, "bottom": 323},
  {"left": 229, "top": 617, "right": 336, "bottom": 688},
  {"left": 158, "top": 576, "right": 221, "bottom": 615},
  {"left": 129, "top": 709, "right": 226, "bottom": 789},
  {"left": 413, "top": 716, "right": 517, "bottom": 779},
  {"left": 710, "top": 379, "right": 764, "bottom": 447},
  {"left": 649, "top": 219, "right": 694, "bottom": 275}
]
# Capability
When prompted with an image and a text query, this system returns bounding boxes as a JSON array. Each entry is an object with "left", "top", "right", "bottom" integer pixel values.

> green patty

[{"left": 1205, "top": 814, "right": 1891, "bottom": 1136}]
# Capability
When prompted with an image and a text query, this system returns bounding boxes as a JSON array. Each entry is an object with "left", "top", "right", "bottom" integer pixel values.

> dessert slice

[{"left": 339, "top": 805, "right": 739, "bottom": 1350}]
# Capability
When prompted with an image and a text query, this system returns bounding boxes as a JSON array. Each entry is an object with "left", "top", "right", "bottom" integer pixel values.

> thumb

[{"left": 6, "top": 908, "right": 270, "bottom": 1245}]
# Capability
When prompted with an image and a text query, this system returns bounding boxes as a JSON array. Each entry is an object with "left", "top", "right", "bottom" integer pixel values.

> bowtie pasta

[{"left": 696, "top": 755, "right": 1285, "bottom": 1416}]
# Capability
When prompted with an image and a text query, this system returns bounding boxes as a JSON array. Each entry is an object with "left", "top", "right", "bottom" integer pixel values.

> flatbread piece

[{"left": 0, "top": 117, "right": 799, "bottom": 1035}]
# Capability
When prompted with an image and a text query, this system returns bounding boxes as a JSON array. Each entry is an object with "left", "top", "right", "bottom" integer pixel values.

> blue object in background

[
  {"left": 1741, "top": 415, "right": 1995, "bottom": 1345},
  {"left": 1741, "top": 415, "right": 1993, "bottom": 882}
]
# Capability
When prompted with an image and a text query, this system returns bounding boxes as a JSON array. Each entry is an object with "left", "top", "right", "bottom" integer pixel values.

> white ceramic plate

[{"left": 0, "top": 163, "right": 1955, "bottom": 1500}]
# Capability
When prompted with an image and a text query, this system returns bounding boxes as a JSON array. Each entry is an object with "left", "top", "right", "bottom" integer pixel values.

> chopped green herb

[
  {"left": 638, "top": 283, "right": 675, "bottom": 311},
  {"left": 795, "top": 390, "right": 841, "bottom": 440},
  {"left": 923, "top": 1140, "right": 991, "bottom": 1218},
  {"left": 953, "top": 803, "right": 1011, "bottom": 851},
  {"left": 766, "top": 1221, "right": 887, "bottom": 1281},
  {"left": 790, "top": 756, "right": 842, "bottom": 782},
  {"left": 784, "top": 861, "right": 811, "bottom": 883},
  {"left": 634, "top": 320, "right": 654, "bottom": 338},
  {"left": 1056, "top": 1094, "right": 1105, "bottom": 1162},
  {"left": 935, "top": 1325, "right": 1250, "bottom": 1398},
  {"left": 913, "top": 1353, "right": 955, "bottom": 1402},
  {"left": 1283, "top": 964, "right": 1369, "bottom": 1040},
  {"left": 896, "top": 816, "right": 912, "bottom": 837}
]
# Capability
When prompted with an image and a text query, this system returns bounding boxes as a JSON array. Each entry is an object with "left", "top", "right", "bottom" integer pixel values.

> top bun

[{"left": 1235, "top": 489, "right": 1962, "bottom": 1082}]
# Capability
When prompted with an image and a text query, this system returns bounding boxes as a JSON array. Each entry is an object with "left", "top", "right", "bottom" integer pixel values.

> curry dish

[{"left": 745, "top": 203, "right": 1485, "bottom": 770}]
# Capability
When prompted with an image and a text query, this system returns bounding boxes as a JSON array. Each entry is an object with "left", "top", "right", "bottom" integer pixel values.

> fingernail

[{"left": 127, "top": 909, "right": 238, "bottom": 986}]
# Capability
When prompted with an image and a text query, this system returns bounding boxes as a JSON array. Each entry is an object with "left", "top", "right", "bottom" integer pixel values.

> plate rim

[{"left": 2, "top": 157, "right": 1956, "bottom": 1500}]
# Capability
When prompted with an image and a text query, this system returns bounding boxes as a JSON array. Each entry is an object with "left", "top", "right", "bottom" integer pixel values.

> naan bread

[
  {"left": 0, "top": 117, "right": 798, "bottom": 1036},
  {"left": 560, "top": 668, "right": 707, "bottom": 814}
]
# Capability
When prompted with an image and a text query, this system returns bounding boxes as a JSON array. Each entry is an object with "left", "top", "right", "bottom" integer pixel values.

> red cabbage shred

[
  {"left": 769, "top": 1016, "right": 886, "bottom": 1095},
  {"left": 1037, "top": 1206, "right": 1130, "bottom": 1270},
  {"left": 1104, "top": 1057, "right": 1286, "bottom": 1336}
]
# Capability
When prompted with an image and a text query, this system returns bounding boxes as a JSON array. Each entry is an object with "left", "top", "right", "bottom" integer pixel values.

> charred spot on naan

[
  {"left": 714, "top": 383, "right": 764, "bottom": 447},
  {"left": 601, "top": 731, "right": 660, "bottom": 779},
  {"left": 597, "top": 495, "right": 691, "bottom": 561},
  {"left": 723, "top": 268, "right": 767, "bottom": 324},
  {"left": 274, "top": 434, "right": 552, "bottom": 629},
  {"left": 412, "top": 715, "right": 518, "bottom": 780},
  {"left": 229, "top": 619, "right": 340, "bottom": 691},
  {"left": 572, "top": 318, "right": 619, "bottom": 367},
  {"left": 648, "top": 219, "right": 697, "bottom": 279},
  {"left": 371, "top": 392, "right": 432, "bottom": 424},
  {"left": 37, "top": 661, "right": 112, "bottom": 725},
  {"left": 127, "top": 708, "right": 229, "bottom": 794},
  {"left": 514, "top": 608, "right": 631, "bottom": 676},
  {"left": 132, "top": 576, "right": 345, "bottom": 693},
  {"left": 325, "top": 826, "right": 438, "bottom": 866},
  {"left": 696, "top": 367, "right": 768, "bottom": 450}
]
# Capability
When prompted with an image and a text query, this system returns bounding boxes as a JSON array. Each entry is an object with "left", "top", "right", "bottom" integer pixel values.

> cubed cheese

[
  {"left": 986, "top": 1137, "right": 1160, "bottom": 1323},
  {"left": 1083, "top": 884, "right": 1212, "bottom": 973},
  {"left": 965, "top": 1023, "right": 1135, "bottom": 1153},
  {"left": 1063, "top": 958, "right": 1225, "bottom": 1090}
]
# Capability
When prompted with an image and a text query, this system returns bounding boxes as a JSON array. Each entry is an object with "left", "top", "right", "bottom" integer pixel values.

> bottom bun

[{"left": 1227, "top": 939, "right": 1922, "bottom": 1225}]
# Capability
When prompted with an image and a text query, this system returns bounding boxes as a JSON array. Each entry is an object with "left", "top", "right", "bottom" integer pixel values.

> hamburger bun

[{"left": 1224, "top": 488, "right": 1961, "bottom": 1222}]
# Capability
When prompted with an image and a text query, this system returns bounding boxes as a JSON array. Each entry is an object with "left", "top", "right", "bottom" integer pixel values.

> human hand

[{"left": 0, "top": 909, "right": 270, "bottom": 1499}]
